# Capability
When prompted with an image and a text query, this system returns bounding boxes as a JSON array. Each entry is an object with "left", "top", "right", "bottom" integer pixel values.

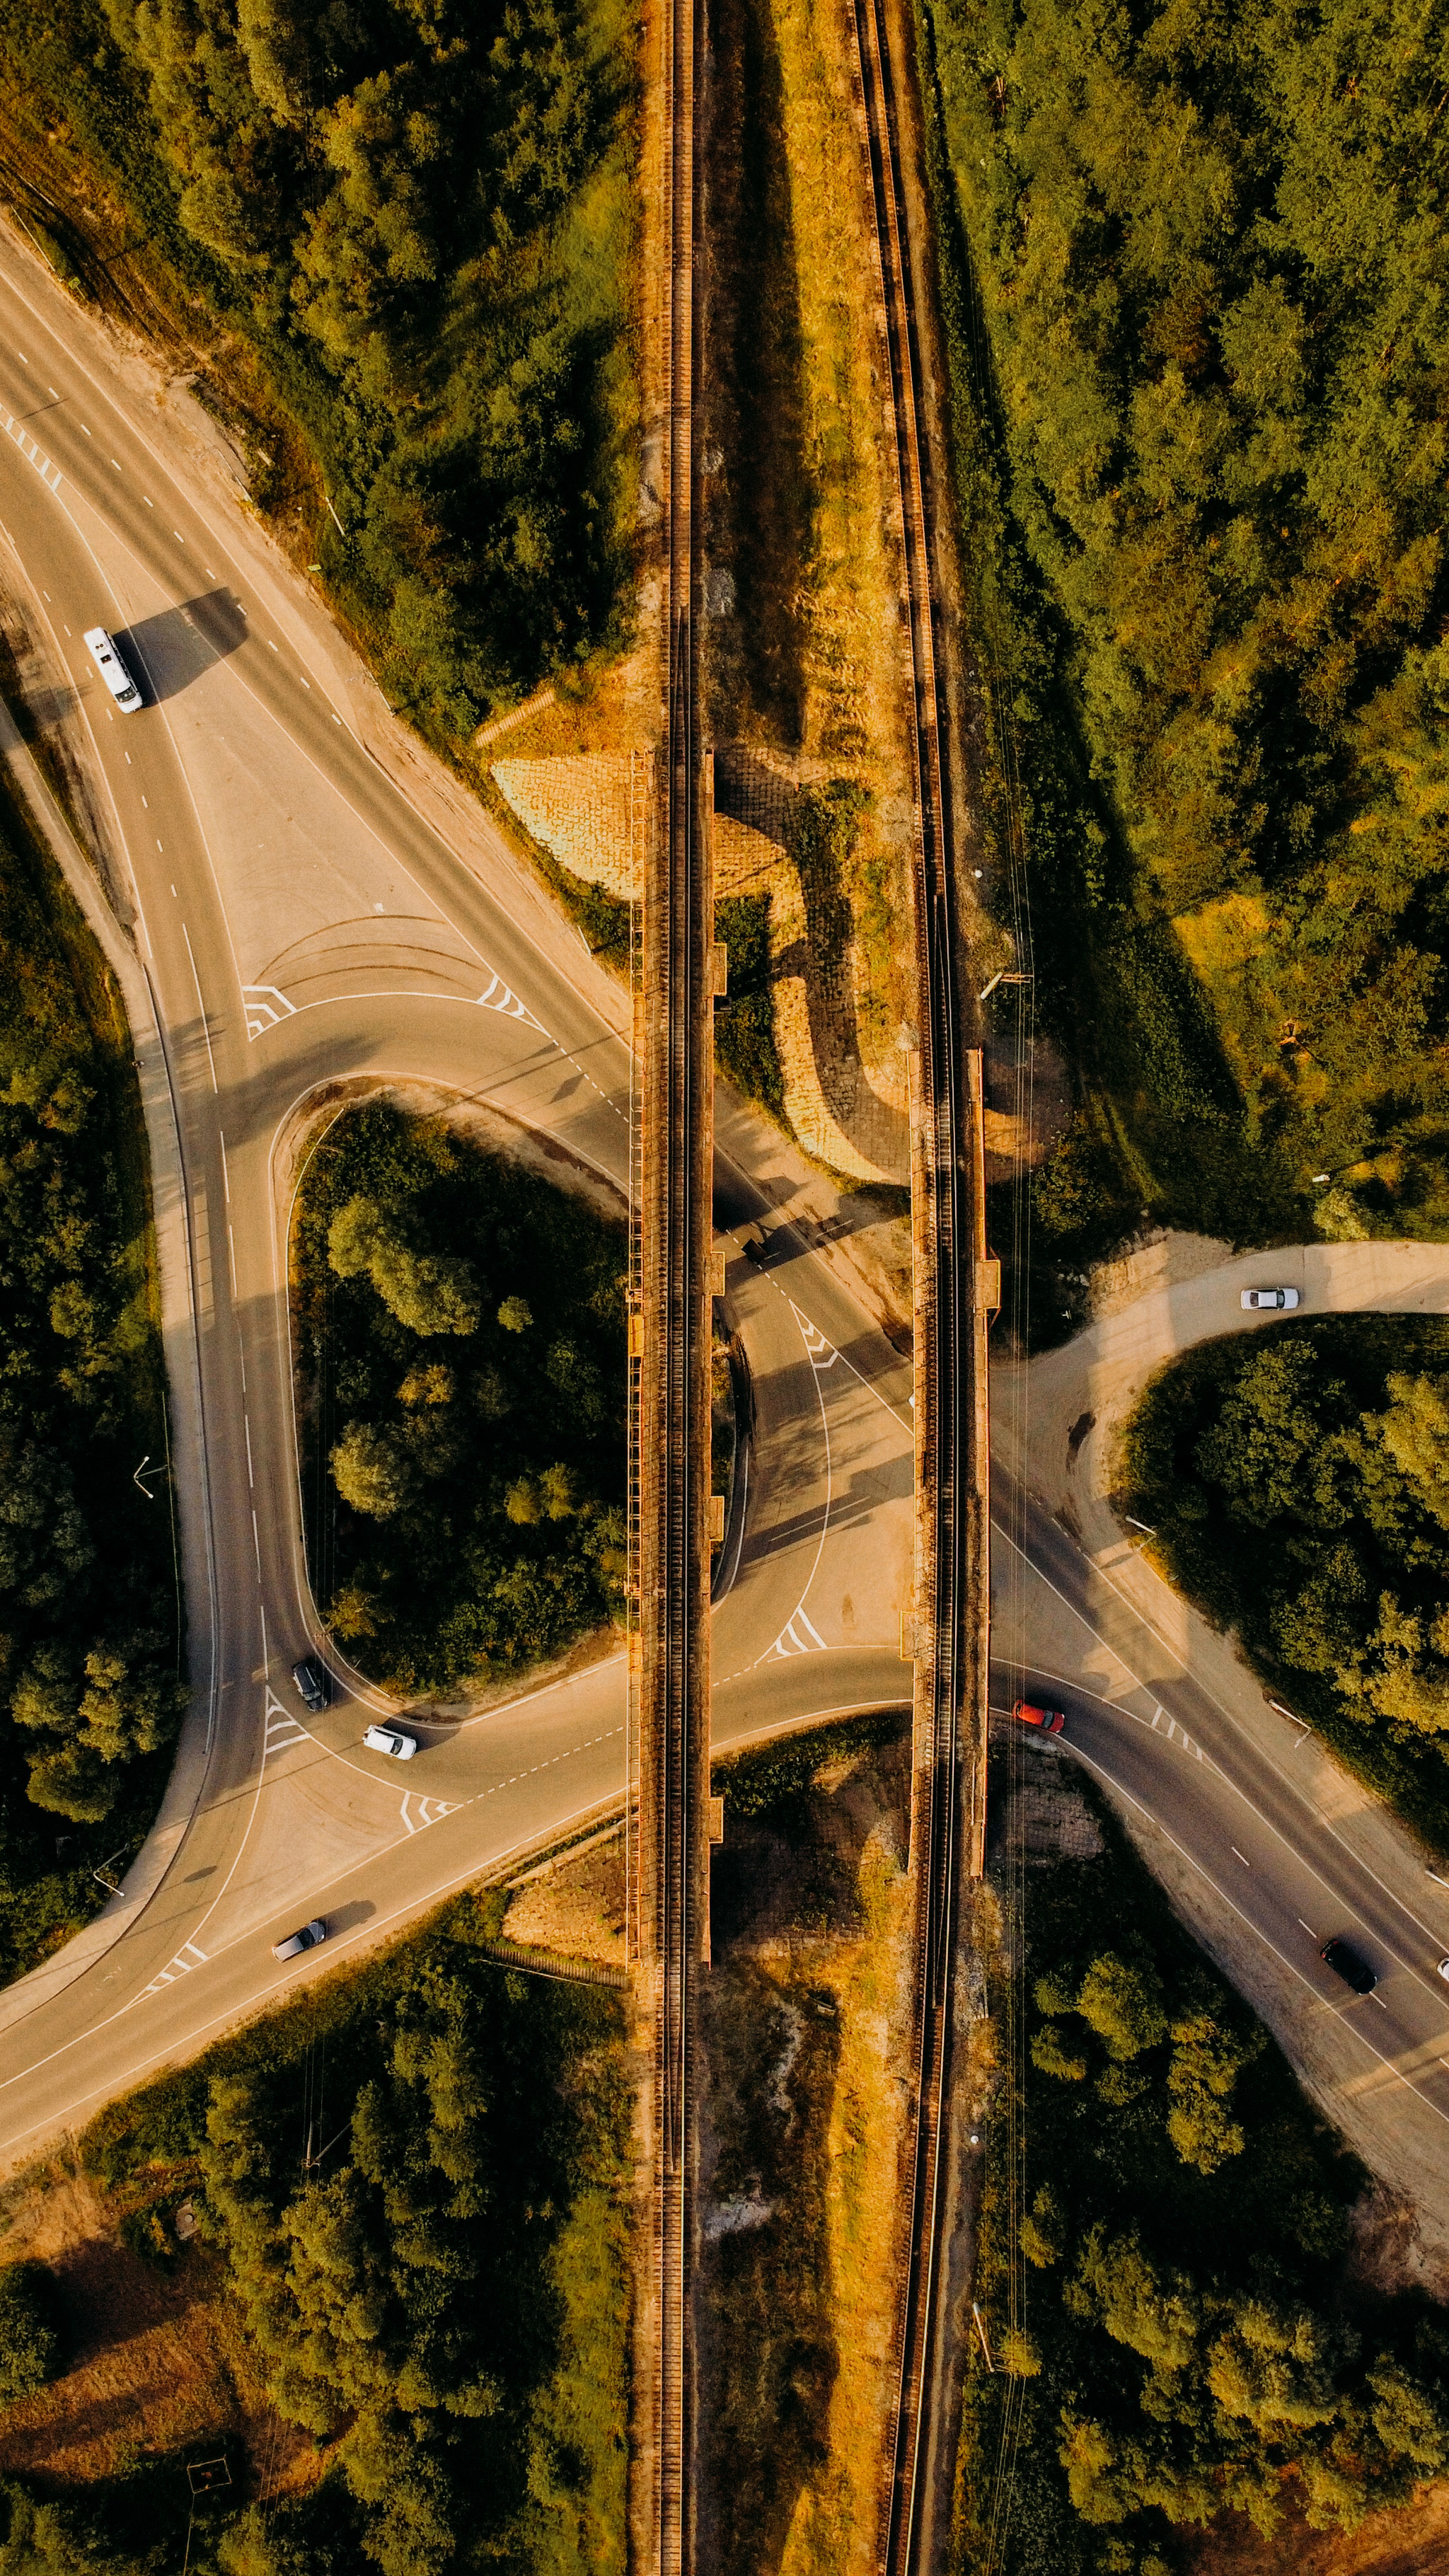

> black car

[
  {"left": 291, "top": 1656, "right": 329, "bottom": 1713},
  {"left": 1320, "top": 1936, "right": 1377, "bottom": 1995}
]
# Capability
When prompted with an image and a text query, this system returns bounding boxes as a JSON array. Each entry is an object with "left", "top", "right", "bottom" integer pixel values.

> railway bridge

[{"left": 629, "top": 0, "right": 992, "bottom": 2563}]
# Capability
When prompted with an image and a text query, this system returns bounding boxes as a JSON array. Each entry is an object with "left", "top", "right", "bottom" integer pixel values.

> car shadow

[
  {"left": 328, "top": 1899, "right": 376, "bottom": 1936},
  {"left": 115, "top": 590, "right": 248, "bottom": 705}
]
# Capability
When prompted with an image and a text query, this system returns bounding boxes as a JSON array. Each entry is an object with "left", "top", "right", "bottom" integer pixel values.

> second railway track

[
  {"left": 632, "top": 0, "right": 710, "bottom": 2558},
  {"left": 847, "top": 0, "right": 989, "bottom": 2570}
]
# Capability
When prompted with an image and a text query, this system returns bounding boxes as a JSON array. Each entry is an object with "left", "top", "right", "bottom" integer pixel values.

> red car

[{"left": 1013, "top": 1700, "right": 1066, "bottom": 1735}]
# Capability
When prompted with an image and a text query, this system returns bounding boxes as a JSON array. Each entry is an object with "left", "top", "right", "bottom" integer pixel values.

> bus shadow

[{"left": 116, "top": 591, "right": 248, "bottom": 705}]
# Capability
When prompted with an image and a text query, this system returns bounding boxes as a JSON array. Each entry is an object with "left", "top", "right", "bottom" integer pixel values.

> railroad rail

[
  {"left": 628, "top": 0, "right": 710, "bottom": 2554},
  {"left": 846, "top": 0, "right": 990, "bottom": 2569}
]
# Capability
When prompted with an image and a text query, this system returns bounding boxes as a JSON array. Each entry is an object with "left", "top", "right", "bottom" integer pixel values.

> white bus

[{"left": 82, "top": 626, "right": 142, "bottom": 712}]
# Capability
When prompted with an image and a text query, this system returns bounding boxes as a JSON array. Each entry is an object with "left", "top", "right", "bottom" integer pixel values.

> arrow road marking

[
  {"left": 1147, "top": 1704, "right": 1203, "bottom": 1760},
  {"left": 749, "top": 1303, "right": 840, "bottom": 1667},
  {"left": 790, "top": 1303, "right": 840, "bottom": 1370}
]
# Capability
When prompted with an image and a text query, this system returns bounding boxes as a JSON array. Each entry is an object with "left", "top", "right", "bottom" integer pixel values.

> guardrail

[{"left": 477, "top": 1935, "right": 630, "bottom": 1990}]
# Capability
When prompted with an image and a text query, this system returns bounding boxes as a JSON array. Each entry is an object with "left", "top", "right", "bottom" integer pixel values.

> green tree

[
  {"left": 1371, "top": 1373, "right": 1449, "bottom": 1531},
  {"left": 330, "top": 1423, "right": 415, "bottom": 1520},
  {"left": 1029, "top": 2024, "right": 1087, "bottom": 2082},
  {"left": 1075, "top": 1956, "right": 1168, "bottom": 2062},
  {"left": 1166, "top": 2006, "right": 1264, "bottom": 2174},
  {"left": 1020, "top": 2184, "right": 1066, "bottom": 2268},
  {"left": 1206, "top": 2297, "right": 1346, "bottom": 2438},
  {"left": 329, "top": 1198, "right": 480, "bottom": 1338},
  {"left": 1074, "top": 2230, "right": 1201, "bottom": 2381},
  {"left": 0, "top": 2264, "right": 63, "bottom": 2402},
  {"left": 299, "top": 1103, "right": 625, "bottom": 1696},
  {"left": 1366, "top": 2357, "right": 1449, "bottom": 2473}
]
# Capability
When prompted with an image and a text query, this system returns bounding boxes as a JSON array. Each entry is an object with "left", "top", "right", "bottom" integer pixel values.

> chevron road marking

[
  {"left": 400, "top": 1792, "right": 458, "bottom": 1836},
  {"left": 242, "top": 982, "right": 297, "bottom": 1036},
  {"left": 143, "top": 1939, "right": 207, "bottom": 1996}
]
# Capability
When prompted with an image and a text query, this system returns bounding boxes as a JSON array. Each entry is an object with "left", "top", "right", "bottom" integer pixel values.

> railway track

[
  {"left": 845, "top": 0, "right": 988, "bottom": 2568},
  {"left": 628, "top": 0, "right": 710, "bottom": 2555}
]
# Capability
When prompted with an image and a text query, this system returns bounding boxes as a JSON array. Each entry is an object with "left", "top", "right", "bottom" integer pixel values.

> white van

[{"left": 82, "top": 626, "right": 142, "bottom": 712}]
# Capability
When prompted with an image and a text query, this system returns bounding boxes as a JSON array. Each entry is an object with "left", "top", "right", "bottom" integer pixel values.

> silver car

[
  {"left": 364, "top": 1723, "right": 417, "bottom": 1760},
  {"left": 1241, "top": 1288, "right": 1300, "bottom": 1311},
  {"left": 272, "top": 1917, "right": 327, "bottom": 1963}
]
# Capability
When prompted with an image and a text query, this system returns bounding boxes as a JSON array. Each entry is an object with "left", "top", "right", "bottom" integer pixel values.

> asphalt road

[
  {"left": 991, "top": 1479, "right": 1449, "bottom": 2229},
  {"left": 0, "top": 238, "right": 913, "bottom": 2161},
  {"left": 3, "top": 233, "right": 1449, "bottom": 2240}
]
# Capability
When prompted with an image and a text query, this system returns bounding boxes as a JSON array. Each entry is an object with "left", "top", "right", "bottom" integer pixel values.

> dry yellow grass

[
  {"left": 490, "top": 753, "right": 650, "bottom": 901},
  {"left": 487, "top": 746, "right": 911, "bottom": 1178},
  {"left": 707, "top": 0, "right": 918, "bottom": 1074},
  {"left": 0, "top": 2154, "right": 315, "bottom": 2503},
  {"left": 699, "top": 1733, "right": 916, "bottom": 2576},
  {"left": 1182, "top": 2483, "right": 1449, "bottom": 2576},
  {"left": 503, "top": 1829, "right": 628, "bottom": 1967}
]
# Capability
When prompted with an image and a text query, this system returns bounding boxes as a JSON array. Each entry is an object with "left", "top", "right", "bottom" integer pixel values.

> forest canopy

[
  {"left": 294, "top": 1103, "right": 628, "bottom": 1699},
  {"left": 926, "top": 0, "right": 1449, "bottom": 1252},
  {"left": 960, "top": 1799, "right": 1449, "bottom": 2574},
  {"left": 22, "top": 1893, "right": 632, "bottom": 2575},
  {"left": 0, "top": 0, "right": 639, "bottom": 740},
  {"left": 0, "top": 802, "right": 183, "bottom": 1986},
  {"left": 1121, "top": 1317, "right": 1449, "bottom": 1847}
]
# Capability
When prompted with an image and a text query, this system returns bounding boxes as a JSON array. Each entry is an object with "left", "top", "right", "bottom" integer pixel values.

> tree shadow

[
  {"left": 698, "top": 1961, "right": 841, "bottom": 2576},
  {"left": 717, "top": 751, "right": 911, "bottom": 1177},
  {"left": 707, "top": 0, "right": 811, "bottom": 741},
  {"left": 699, "top": 1736, "right": 911, "bottom": 2572},
  {"left": 116, "top": 591, "right": 248, "bottom": 705}
]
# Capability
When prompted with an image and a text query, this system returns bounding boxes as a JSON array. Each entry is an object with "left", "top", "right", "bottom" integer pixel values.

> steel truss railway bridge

[{"left": 628, "top": 0, "right": 993, "bottom": 2565}]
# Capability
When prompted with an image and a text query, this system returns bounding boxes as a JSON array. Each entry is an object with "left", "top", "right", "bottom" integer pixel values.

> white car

[
  {"left": 1436, "top": 1956, "right": 1449, "bottom": 1984},
  {"left": 1241, "top": 1287, "right": 1300, "bottom": 1311},
  {"left": 364, "top": 1722, "right": 417, "bottom": 1760},
  {"left": 82, "top": 626, "right": 142, "bottom": 711},
  {"left": 272, "top": 1917, "right": 327, "bottom": 1962}
]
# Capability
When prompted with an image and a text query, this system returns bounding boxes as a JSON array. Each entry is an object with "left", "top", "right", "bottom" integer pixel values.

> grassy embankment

[
  {"left": 293, "top": 1101, "right": 628, "bottom": 1702},
  {"left": 1121, "top": 1319, "right": 1449, "bottom": 1859},
  {"left": 915, "top": 0, "right": 1449, "bottom": 1337},
  {"left": 700, "top": 1714, "right": 915, "bottom": 2576},
  {"left": 0, "top": 0, "right": 640, "bottom": 749},
  {"left": 702, "top": 0, "right": 916, "bottom": 1148},
  {"left": 958, "top": 1766, "right": 1449, "bottom": 2576},
  {"left": 0, "top": 1885, "right": 630, "bottom": 2575},
  {"left": 0, "top": 778, "right": 181, "bottom": 1987}
]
